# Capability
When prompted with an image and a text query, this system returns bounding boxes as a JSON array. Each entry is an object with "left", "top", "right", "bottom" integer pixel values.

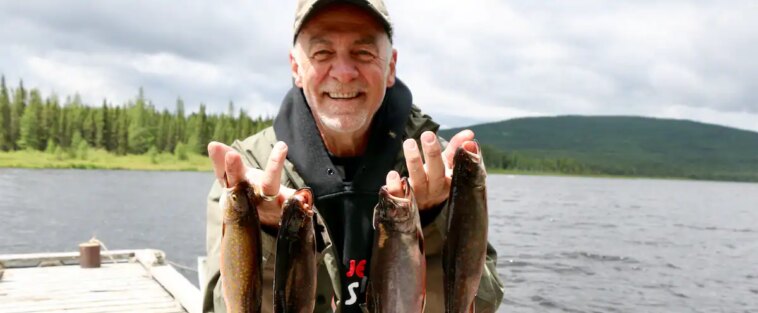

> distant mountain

[{"left": 439, "top": 116, "right": 758, "bottom": 182}]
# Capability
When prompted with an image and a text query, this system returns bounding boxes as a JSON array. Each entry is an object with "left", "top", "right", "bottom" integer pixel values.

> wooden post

[{"left": 79, "top": 242, "right": 101, "bottom": 268}]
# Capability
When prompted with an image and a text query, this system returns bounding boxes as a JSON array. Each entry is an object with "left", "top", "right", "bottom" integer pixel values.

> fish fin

[
  {"left": 365, "top": 281, "right": 374, "bottom": 311},
  {"left": 422, "top": 296, "right": 427, "bottom": 313},
  {"left": 221, "top": 222, "right": 225, "bottom": 237},
  {"left": 372, "top": 205, "right": 379, "bottom": 230},
  {"left": 469, "top": 301, "right": 475, "bottom": 313},
  {"left": 417, "top": 226, "right": 425, "bottom": 256}
]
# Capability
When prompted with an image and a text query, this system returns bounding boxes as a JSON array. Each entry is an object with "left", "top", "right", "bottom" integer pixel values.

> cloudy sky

[{"left": 1, "top": 0, "right": 756, "bottom": 131}]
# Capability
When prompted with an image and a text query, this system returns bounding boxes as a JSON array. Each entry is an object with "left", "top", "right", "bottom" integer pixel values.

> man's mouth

[{"left": 326, "top": 92, "right": 362, "bottom": 100}]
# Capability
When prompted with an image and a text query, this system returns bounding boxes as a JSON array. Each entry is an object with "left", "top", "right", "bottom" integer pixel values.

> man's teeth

[{"left": 328, "top": 92, "right": 359, "bottom": 99}]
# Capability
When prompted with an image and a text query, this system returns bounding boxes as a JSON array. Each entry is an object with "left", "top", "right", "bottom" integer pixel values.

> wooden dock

[{"left": 0, "top": 249, "right": 200, "bottom": 313}]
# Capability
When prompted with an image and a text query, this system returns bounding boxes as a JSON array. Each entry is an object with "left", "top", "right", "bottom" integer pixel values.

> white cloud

[
  {"left": 0, "top": 0, "right": 756, "bottom": 132},
  {"left": 656, "top": 105, "right": 758, "bottom": 133},
  {"left": 25, "top": 54, "right": 132, "bottom": 104},
  {"left": 130, "top": 53, "right": 222, "bottom": 84}
]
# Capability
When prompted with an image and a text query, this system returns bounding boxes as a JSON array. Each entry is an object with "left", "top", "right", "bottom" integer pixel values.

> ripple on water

[
  {"left": 569, "top": 221, "right": 618, "bottom": 229},
  {"left": 560, "top": 251, "right": 640, "bottom": 264},
  {"left": 505, "top": 259, "right": 532, "bottom": 266},
  {"left": 626, "top": 239, "right": 675, "bottom": 248},
  {"left": 530, "top": 295, "right": 586, "bottom": 313},
  {"left": 665, "top": 262, "right": 681, "bottom": 270},
  {"left": 544, "top": 262, "right": 596, "bottom": 276},
  {"left": 673, "top": 223, "right": 756, "bottom": 233}
]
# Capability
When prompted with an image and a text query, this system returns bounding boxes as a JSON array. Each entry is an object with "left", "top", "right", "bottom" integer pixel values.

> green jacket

[{"left": 202, "top": 105, "right": 504, "bottom": 313}]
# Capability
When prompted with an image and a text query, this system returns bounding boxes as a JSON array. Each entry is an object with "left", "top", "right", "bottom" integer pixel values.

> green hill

[{"left": 439, "top": 116, "right": 758, "bottom": 182}]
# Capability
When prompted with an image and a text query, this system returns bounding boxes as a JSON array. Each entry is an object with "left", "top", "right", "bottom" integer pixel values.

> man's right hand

[{"left": 208, "top": 141, "right": 295, "bottom": 228}]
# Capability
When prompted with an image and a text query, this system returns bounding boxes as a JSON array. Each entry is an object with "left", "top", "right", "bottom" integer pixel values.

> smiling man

[{"left": 203, "top": 0, "right": 504, "bottom": 312}]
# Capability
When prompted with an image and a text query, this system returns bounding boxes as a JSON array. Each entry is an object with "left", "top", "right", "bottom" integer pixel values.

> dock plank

[{"left": 0, "top": 249, "right": 198, "bottom": 313}]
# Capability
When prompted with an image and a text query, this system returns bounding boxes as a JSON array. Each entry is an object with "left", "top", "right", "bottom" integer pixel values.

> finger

[
  {"left": 403, "top": 138, "right": 427, "bottom": 199},
  {"left": 386, "top": 170, "right": 403, "bottom": 197},
  {"left": 261, "top": 141, "right": 288, "bottom": 197},
  {"left": 420, "top": 131, "right": 445, "bottom": 196},
  {"left": 224, "top": 151, "right": 246, "bottom": 187},
  {"left": 208, "top": 142, "right": 234, "bottom": 186},
  {"left": 442, "top": 129, "right": 475, "bottom": 168}
]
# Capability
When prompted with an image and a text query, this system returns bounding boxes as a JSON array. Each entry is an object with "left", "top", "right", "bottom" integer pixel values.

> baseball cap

[{"left": 293, "top": 0, "right": 393, "bottom": 43}]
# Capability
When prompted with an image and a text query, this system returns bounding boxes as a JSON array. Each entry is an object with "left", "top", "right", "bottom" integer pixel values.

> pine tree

[
  {"left": 212, "top": 114, "right": 226, "bottom": 144},
  {"left": 40, "top": 95, "right": 60, "bottom": 150},
  {"left": 226, "top": 101, "right": 237, "bottom": 143},
  {"left": 18, "top": 89, "right": 44, "bottom": 150},
  {"left": 9, "top": 80, "right": 27, "bottom": 150},
  {"left": 190, "top": 103, "right": 209, "bottom": 155},
  {"left": 116, "top": 105, "right": 129, "bottom": 155},
  {"left": 68, "top": 94, "right": 85, "bottom": 146},
  {"left": 238, "top": 108, "right": 252, "bottom": 140},
  {"left": 99, "top": 100, "right": 112, "bottom": 150},
  {"left": 0, "top": 77, "right": 277, "bottom": 157},
  {"left": 0, "top": 76, "right": 11, "bottom": 151},
  {"left": 155, "top": 109, "right": 170, "bottom": 152},
  {"left": 127, "top": 88, "right": 154, "bottom": 154},
  {"left": 58, "top": 102, "right": 69, "bottom": 149},
  {"left": 81, "top": 108, "right": 97, "bottom": 147},
  {"left": 165, "top": 109, "right": 177, "bottom": 153},
  {"left": 174, "top": 98, "right": 186, "bottom": 144}
]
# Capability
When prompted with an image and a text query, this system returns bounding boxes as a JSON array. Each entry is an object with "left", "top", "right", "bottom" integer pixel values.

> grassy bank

[
  {"left": 0, "top": 149, "right": 632, "bottom": 180},
  {"left": 487, "top": 167, "right": 687, "bottom": 181},
  {"left": 0, "top": 149, "right": 212, "bottom": 172},
  {"left": 4, "top": 150, "right": 748, "bottom": 183}
]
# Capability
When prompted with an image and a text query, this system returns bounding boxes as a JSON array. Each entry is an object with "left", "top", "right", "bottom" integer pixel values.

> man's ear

[
  {"left": 386, "top": 48, "right": 398, "bottom": 87},
  {"left": 290, "top": 50, "right": 303, "bottom": 87}
]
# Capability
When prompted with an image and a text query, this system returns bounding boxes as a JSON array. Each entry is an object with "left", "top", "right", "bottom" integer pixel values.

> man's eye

[
  {"left": 354, "top": 50, "right": 375, "bottom": 61},
  {"left": 312, "top": 50, "right": 333, "bottom": 60}
]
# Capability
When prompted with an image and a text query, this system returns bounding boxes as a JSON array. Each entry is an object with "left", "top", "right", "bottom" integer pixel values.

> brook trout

[
  {"left": 443, "top": 145, "right": 488, "bottom": 313},
  {"left": 274, "top": 188, "right": 317, "bottom": 313},
  {"left": 220, "top": 180, "right": 263, "bottom": 313},
  {"left": 367, "top": 179, "right": 426, "bottom": 313}
]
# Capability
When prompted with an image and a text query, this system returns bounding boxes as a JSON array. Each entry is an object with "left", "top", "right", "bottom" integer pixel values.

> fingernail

[
  {"left": 404, "top": 139, "right": 417, "bottom": 150},
  {"left": 275, "top": 141, "right": 288, "bottom": 153},
  {"left": 422, "top": 132, "right": 435, "bottom": 144},
  {"left": 388, "top": 171, "right": 399, "bottom": 180}
]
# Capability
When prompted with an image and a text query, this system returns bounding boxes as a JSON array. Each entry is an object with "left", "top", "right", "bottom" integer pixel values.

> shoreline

[
  {"left": 0, "top": 150, "right": 211, "bottom": 172},
  {"left": 2, "top": 151, "right": 755, "bottom": 183}
]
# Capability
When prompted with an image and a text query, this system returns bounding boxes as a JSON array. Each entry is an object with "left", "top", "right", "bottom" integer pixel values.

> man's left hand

[{"left": 386, "top": 129, "right": 480, "bottom": 210}]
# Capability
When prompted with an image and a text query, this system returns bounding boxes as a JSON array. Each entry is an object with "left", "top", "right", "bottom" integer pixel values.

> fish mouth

[
  {"left": 379, "top": 178, "right": 413, "bottom": 204},
  {"left": 457, "top": 141, "right": 482, "bottom": 164},
  {"left": 293, "top": 188, "right": 314, "bottom": 217},
  {"left": 377, "top": 178, "right": 415, "bottom": 222}
]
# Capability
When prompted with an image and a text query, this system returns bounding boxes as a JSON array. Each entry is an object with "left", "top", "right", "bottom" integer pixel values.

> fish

[
  {"left": 443, "top": 145, "right": 489, "bottom": 313},
  {"left": 220, "top": 180, "right": 263, "bottom": 313},
  {"left": 367, "top": 178, "right": 426, "bottom": 313},
  {"left": 273, "top": 188, "right": 317, "bottom": 313}
]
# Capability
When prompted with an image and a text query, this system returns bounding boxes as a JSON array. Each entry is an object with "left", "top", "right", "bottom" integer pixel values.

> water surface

[{"left": 1, "top": 169, "right": 756, "bottom": 312}]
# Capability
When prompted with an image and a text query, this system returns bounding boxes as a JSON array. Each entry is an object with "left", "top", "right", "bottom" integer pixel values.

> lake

[{"left": 1, "top": 168, "right": 756, "bottom": 312}]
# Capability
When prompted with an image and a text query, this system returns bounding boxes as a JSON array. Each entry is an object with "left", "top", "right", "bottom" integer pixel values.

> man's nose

[{"left": 329, "top": 55, "right": 359, "bottom": 83}]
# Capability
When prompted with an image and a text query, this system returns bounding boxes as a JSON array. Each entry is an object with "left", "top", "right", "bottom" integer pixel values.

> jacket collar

[{"left": 274, "top": 79, "right": 413, "bottom": 197}]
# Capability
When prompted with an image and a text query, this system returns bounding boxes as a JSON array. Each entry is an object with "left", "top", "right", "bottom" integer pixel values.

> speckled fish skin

[
  {"left": 368, "top": 179, "right": 426, "bottom": 313},
  {"left": 274, "top": 188, "right": 317, "bottom": 313},
  {"left": 443, "top": 146, "right": 488, "bottom": 313},
  {"left": 220, "top": 180, "right": 263, "bottom": 313}
]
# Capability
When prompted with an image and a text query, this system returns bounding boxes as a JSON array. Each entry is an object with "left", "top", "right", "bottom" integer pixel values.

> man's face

[{"left": 291, "top": 3, "right": 397, "bottom": 135}]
